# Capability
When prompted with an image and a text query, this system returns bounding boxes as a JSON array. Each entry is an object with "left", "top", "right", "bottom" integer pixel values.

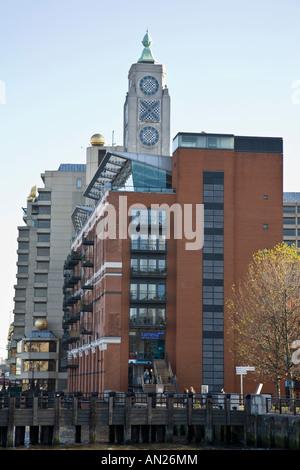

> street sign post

[{"left": 236, "top": 366, "right": 255, "bottom": 400}]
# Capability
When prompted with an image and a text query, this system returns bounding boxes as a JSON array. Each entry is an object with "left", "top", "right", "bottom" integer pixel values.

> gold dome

[
  {"left": 35, "top": 318, "right": 48, "bottom": 330},
  {"left": 90, "top": 134, "right": 105, "bottom": 146}
]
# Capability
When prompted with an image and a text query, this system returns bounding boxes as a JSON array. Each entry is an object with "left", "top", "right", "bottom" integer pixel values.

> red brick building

[{"left": 62, "top": 132, "right": 283, "bottom": 395}]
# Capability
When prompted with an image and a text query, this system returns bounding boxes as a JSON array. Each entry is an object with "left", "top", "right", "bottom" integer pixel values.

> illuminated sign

[{"left": 140, "top": 331, "right": 165, "bottom": 340}]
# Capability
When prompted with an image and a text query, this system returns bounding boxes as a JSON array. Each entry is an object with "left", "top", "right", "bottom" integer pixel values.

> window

[
  {"left": 34, "top": 302, "right": 47, "bottom": 312},
  {"left": 37, "top": 220, "right": 51, "bottom": 228},
  {"left": 37, "top": 233, "right": 50, "bottom": 242},
  {"left": 24, "top": 341, "right": 56, "bottom": 352},
  {"left": 263, "top": 224, "right": 268, "bottom": 229},
  {"left": 18, "top": 254, "right": 29, "bottom": 262},
  {"left": 34, "top": 273, "right": 48, "bottom": 283},
  {"left": 264, "top": 195, "right": 268, "bottom": 200},
  {"left": 283, "top": 206, "right": 295, "bottom": 213},
  {"left": 38, "top": 192, "right": 51, "bottom": 201},
  {"left": 130, "top": 282, "right": 166, "bottom": 301},
  {"left": 76, "top": 178, "right": 82, "bottom": 189},
  {"left": 283, "top": 217, "right": 295, "bottom": 225},
  {"left": 18, "top": 266, "right": 28, "bottom": 274},
  {"left": 34, "top": 288, "right": 47, "bottom": 297},
  {"left": 36, "top": 261, "right": 49, "bottom": 270},
  {"left": 37, "top": 248, "right": 50, "bottom": 257},
  {"left": 18, "top": 242, "right": 29, "bottom": 250},
  {"left": 32, "top": 205, "right": 51, "bottom": 215},
  {"left": 23, "top": 360, "right": 56, "bottom": 372},
  {"left": 284, "top": 229, "right": 296, "bottom": 236}
]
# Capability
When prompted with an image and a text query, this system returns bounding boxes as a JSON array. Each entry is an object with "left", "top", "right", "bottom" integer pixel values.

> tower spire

[{"left": 138, "top": 29, "right": 156, "bottom": 63}]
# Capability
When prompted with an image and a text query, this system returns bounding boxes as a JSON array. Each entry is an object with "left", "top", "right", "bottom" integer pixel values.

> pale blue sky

[{"left": 1, "top": 0, "right": 300, "bottom": 355}]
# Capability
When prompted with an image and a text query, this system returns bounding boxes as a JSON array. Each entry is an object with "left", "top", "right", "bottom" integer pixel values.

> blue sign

[{"left": 140, "top": 331, "right": 165, "bottom": 340}]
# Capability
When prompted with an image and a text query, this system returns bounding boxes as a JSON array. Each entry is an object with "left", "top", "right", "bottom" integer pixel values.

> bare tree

[{"left": 226, "top": 243, "right": 300, "bottom": 398}]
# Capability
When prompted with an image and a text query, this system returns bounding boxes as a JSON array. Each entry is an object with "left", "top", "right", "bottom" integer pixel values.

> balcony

[
  {"left": 82, "top": 234, "right": 94, "bottom": 246},
  {"left": 62, "top": 311, "right": 80, "bottom": 327},
  {"left": 130, "top": 267, "right": 167, "bottom": 278},
  {"left": 130, "top": 292, "right": 167, "bottom": 303},
  {"left": 64, "top": 252, "right": 81, "bottom": 269},
  {"left": 62, "top": 330, "right": 80, "bottom": 347},
  {"left": 130, "top": 239, "right": 167, "bottom": 253},
  {"left": 81, "top": 276, "right": 93, "bottom": 290},
  {"left": 63, "top": 269, "right": 81, "bottom": 288},
  {"left": 63, "top": 292, "right": 81, "bottom": 308},
  {"left": 130, "top": 318, "right": 167, "bottom": 329},
  {"left": 81, "top": 255, "right": 94, "bottom": 268},
  {"left": 80, "top": 323, "right": 93, "bottom": 336},
  {"left": 81, "top": 302, "right": 93, "bottom": 312}
]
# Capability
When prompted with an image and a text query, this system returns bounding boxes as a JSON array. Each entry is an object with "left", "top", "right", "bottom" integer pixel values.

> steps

[{"left": 153, "top": 359, "right": 177, "bottom": 393}]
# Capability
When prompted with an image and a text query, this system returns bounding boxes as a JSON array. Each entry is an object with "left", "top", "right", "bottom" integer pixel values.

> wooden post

[
  {"left": 205, "top": 394, "right": 213, "bottom": 444},
  {"left": 53, "top": 394, "right": 61, "bottom": 445},
  {"left": 7, "top": 395, "right": 15, "bottom": 447},
  {"left": 166, "top": 393, "right": 174, "bottom": 442},
  {"left": 108, "top": 392, "right": 115, "bottom": 426},
  {"left": 33, "top": 395, "right": 38, "bottom": 426},
  {"left": 187, "top": 393, "right": 194, "bottom": 441},
  {"left": 124, "top": 392, "right": 132, "bottom": 444},
  {"left": 147, "top": 393, "right": 153, "bottom": 442},
  {"left": 225, "top": 394, "right": 231, "bottom": 443},
  {"left": 244, "top": 394, "right": 254, "bottom": 446},
  {"left": 89, "top": 392, "right": 98, "bottom": 444}
]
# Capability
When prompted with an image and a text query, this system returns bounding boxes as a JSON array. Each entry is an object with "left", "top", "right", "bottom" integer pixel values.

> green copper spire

[{"left": 138, "top": 29, "right": 156, "bottom": 63}]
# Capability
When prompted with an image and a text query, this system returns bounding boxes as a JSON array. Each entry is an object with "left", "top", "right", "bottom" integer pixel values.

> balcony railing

[
  {"left": 63, "top": 269, "right": 81, "bottom": 288},
  {"left": 81, "top": 276, "right": 93, "bottom": 290},
  {"left": 82, "top": 234, "right": 94, "bottom": 246},
  {"left": 130, "top": 267, "right": 167, "bottom": 278},
  {"left": 130, "top": 293, "right": 167, "bottom": 303},
  {"left": 64, "top": 252, "right": 81, "bottom": 269},
  {"left": 81, "top": 302, "right": 93, "bottom": 312},
  {"left": 81, "top": 255, "right": 94, "bottom": 267},
  {"left": 130, "top": 239, "right": 167, "bottom": 253},
  {"left": 130, "top": 319, "right": 167, "bottom": 329}
]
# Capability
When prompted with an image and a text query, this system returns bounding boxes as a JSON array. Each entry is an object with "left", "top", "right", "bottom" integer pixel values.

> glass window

[
  {"left": 283, "top": 217, "right": 295, "bottom": 225},
  {"left": 23, "top": 360, "right": 56, "bottom": 372},
  {"left": 39, "top": 206, "right": 51, "bottom": 215},
  {"left": 34, "top": 288, "right": 47, "bottom": 297},
  {"left": 18, "top": 242, "right": 29, "bottom": 250},
  {"left": 24, "top": 341, "right": 56, "bottom": 353},
  {"left": 284, "top": 229, "right": 296, "bottom": 236},
  {"left": 38, "top": 233, "right": 50, "bottom": 242},
  {"left": 37, "top": 220, "right": 51, "bottom": 228},
  {"left": 36, "top": 261, "right": 49, "bottom": 270},
  {"left": 39, "top": 192, "right": 51, "bottom": 201},
  {"left": 283, "top": 206, "right": 295, "bottom": 213},
  {"left": 76, "top": 178, "right": 82, "bottom": 189},
  {"left": 37, "top": 247, "right": 50, "bottom": 257},
  {"left": 35, "top": 273, "right": 48, "bottom": 283},
  {"left": 18, "top": 254, "right": 29, "bottom": 262},
  {"left": 34, "top": 302, "right": 47, "bottom": 312}
]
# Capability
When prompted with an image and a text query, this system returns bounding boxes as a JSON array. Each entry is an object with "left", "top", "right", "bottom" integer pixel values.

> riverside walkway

[{"left": 0, "top": 391, "right": 300, "bottom": 448}]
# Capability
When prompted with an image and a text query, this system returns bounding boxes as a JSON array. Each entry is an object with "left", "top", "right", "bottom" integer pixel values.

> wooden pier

[{"left": 0, "top": 391, "right": 300, "bottom": 448}]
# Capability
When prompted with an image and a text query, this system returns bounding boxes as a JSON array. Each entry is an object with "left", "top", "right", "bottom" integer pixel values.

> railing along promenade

[{"left": 1, "top": 391, "right": 300, "bottom": 448}]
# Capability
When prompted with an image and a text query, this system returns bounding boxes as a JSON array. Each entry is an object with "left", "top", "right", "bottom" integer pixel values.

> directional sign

[{"left": 236, "top": 366, "right": 255, "bottom": 375}]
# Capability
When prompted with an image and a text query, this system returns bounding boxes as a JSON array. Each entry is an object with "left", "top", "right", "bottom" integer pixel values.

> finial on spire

[{"left": 138, "top": 29, "right": 156, "bottom": 63}]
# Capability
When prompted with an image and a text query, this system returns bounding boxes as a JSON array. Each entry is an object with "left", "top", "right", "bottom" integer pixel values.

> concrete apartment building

[
  {"left": 8, "top": 164, "right": 87, "bottom": 391},
  {"left": 62, "top": 33, "right": 283, "bottom": 396},
  {"left": 283, "top": 192, "right": 300, "bottom": 247}
]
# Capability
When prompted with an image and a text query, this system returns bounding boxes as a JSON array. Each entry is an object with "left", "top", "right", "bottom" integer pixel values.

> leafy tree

[{"left": 226, "top": 243, "right": 300, "bottom": 398}]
